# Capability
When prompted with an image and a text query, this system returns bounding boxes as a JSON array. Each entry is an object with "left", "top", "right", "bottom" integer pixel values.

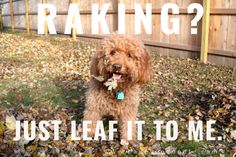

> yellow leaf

[
  {"left": 26, "top": 143, "right": 38, "bottom": 153},
  {"left": 72, "top": 99, "right": 79, "bottom": 103},
  {"left": 0, "top": 122, "right": 5, "bottom": 136},
  {"left": 139, "top": 143, "right": 149, "bottom": 155},
  {"left": 5, "top": 115, "right": 16, "bottom": 130}
]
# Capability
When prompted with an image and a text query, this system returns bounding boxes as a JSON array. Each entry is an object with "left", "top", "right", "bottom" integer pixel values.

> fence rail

[{"left": 2, "top": 8, "right": 236, "bottom": 17}]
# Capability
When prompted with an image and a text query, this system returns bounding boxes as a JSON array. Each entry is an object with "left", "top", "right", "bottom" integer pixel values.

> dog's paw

[
  {"left": 120, "top": 139, "right": 140, "bottom": 149},
  {"left": 120, "top": 139, "right": 129, "bottom": 146}
]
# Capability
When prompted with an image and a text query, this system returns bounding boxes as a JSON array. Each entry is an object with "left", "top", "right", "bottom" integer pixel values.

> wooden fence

[{"left": 0, "top": 0, "right": 236, "bottom": 67}]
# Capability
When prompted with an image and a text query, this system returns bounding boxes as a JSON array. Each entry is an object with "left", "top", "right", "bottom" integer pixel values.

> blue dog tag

[{"left": 116, "top": 91, "right": 125, "bottom": 100}]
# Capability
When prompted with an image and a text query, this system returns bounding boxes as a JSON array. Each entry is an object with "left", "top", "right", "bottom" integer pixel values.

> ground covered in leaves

[{"left": 0, "top": 31, "right": 235, "bottom": 157}]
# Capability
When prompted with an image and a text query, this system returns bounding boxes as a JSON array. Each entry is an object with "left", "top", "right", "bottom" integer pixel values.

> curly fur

[{"left": 83, "top": 34, "right": 152, "bottom": 140}]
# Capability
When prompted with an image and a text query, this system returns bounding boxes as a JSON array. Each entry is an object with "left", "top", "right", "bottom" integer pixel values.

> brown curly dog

[{"left": 83, "top": 34, "right": 152, "bottom": 141}]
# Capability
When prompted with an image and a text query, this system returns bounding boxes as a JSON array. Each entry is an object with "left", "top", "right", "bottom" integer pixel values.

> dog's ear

[
  {"left": 138, "top": 49, "right": 152, "bottom": 85},
  {"left": 90, "top": 50, "right": 104, "bottom": 76}
]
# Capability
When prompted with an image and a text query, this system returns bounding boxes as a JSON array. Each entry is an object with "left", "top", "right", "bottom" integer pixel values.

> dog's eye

[{"left": 110, "top": 50, "right": 116, "bottom": 56}]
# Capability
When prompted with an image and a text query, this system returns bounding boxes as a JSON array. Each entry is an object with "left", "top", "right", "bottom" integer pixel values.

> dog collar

[{"left": 116, "top": 91, "right": 125, "bottom": 100}]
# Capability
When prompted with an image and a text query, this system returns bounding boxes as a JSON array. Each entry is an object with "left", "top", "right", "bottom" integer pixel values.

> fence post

[
  {"left": 9, "top": 0, "right": 14, "bottom": 32},
  {"left": 43, "top": 0, "right": 48, "bottom": 36},
  {"left": 0, "top": 5, "right": 3, "bottom": 30},
  {"left": 71, "top": 0, "right": 77, "bottom": 40},
  {"left": 118, "top": 0, "right": 125, "bottom": 33},
  {"left": 200, "top": 0, "right": 210, "bottom": 63},
  {"left": 25, "top": 0, "right": 30, "bottom": 33}
]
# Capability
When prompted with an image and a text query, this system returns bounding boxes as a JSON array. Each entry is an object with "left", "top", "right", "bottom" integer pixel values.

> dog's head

[{"left": 91, "top": 34, "right": 152, "bottom": 86}]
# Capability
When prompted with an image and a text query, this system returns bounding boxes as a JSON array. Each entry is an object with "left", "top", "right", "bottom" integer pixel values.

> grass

[{"left": 0, "top": 31, "right": 235, "bottom": 156}]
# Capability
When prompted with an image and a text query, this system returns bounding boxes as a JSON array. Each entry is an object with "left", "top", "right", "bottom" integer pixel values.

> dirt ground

[{"left": 0, "top": 31, "right": 235, "bottom": 157}]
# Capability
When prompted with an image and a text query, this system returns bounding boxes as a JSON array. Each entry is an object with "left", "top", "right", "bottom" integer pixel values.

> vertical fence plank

[
  {"left": 200, "top": 0, "right": 211, "bottom": 63},
  {"left": 39, "top": 0, "right": 48, "bottom": 35},
  {"left": 119, "top": 0, "right": 124, "bottom": 33},
  {"left": 9, "top": 0, "right": 14, "bottom": 32},
  {"left": 43, "top": 0, "right": 48, "bottom": 36},
  {"left": 25, "top": 0, "right": 30, "bottom": 33},
  {"left": 71, "top": 0, "right": 77, "bottom": 40},
  {"left": 0, "top": 5, "right": 3, "bottom": 30}
]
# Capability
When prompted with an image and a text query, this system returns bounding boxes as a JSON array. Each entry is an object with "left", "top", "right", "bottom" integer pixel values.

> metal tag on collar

[{"left": 116, "top": 91, "right": 125, "bottom": 100}]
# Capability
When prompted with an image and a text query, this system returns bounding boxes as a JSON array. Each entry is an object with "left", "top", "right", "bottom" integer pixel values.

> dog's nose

[{"left": 113, "top": 63, "right": 122, "bottom": 71}]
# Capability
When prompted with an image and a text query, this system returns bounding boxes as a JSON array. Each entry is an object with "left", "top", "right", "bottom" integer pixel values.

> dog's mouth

[
  {"left": 113, "top": 73, "right": 122, "bottom": 81},
  {"left": 106, "top": 70, "right": 130, "bottom": 82}
]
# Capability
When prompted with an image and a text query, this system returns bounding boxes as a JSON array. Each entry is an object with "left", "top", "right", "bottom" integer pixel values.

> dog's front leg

[
  {"left": 119, "top": 112, "right": 137, "bottom": 141},
  {"left": 83, "top": 108, "right": 102, "bottom": 137}
]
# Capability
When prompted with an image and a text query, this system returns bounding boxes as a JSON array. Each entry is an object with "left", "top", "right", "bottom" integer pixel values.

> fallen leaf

[
  {"left": 0, "top": 122, "right": 5, "bottom": 136},
  {"left": 26, "top": 143, "right": 38, "bottom": 153},
  {"left": 230, "top": 130, "right": 236, "bottom": 140},
  {"left": 5, "top": 115, "right": 16, "bottom": 130},
  {"left": 165, "top": 146, "right": 176, "bottom": 155}
]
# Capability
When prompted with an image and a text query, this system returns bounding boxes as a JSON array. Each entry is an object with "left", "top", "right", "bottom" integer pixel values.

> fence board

[
  {"left": 9, "top": 0, "right": 14, "bottom": 31},
  {"left": 25, "top": 0, "right": 30, "bottom": 33}
]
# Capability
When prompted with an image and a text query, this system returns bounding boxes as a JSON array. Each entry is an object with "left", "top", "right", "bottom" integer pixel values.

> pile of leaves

[{"left": 0, "top": 31, "right": 235, "bottom": 156}]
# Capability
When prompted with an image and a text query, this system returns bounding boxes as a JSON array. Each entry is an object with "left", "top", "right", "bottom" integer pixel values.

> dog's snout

[{"left": 113, "top": 63, "right": 122, "bottom": 71}]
